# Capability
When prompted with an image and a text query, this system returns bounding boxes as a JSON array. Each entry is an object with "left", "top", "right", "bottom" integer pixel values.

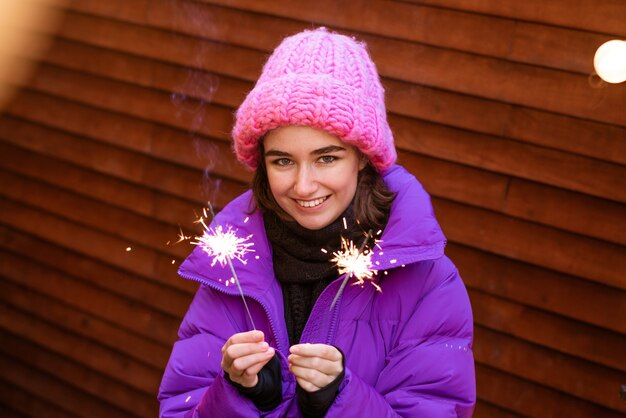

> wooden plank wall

[{"left": 0, "top": 0, "right": 624, "bottom": 416}]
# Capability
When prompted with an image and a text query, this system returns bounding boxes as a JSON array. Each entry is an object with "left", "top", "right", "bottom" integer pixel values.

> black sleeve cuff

[
  {"left": 297, "top": 347, "right": 346, "bottom": 418},
  {"left": 225, "top": 354, "right": 282, "bottom": 411}
]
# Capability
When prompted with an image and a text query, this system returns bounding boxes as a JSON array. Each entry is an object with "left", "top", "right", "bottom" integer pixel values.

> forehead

[{"left": 264, "top": 126, "right": 347, "bottom": 152}]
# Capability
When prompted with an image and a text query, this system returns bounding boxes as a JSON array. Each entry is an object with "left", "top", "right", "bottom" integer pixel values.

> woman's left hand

[{"left": 288, "top": 344, "right": 343, "bottom": 392}]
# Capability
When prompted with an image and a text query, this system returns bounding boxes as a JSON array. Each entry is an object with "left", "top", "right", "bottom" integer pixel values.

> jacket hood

[{"left": 178, "top": 165, "right": 446, "bottom": 294}]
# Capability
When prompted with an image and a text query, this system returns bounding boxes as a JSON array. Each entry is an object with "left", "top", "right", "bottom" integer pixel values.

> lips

[{"left": 295, "top": 196, "right": 328, "bottom": 208}]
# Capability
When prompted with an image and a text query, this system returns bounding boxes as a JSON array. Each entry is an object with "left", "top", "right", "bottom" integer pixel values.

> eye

[
  {"left": 319, "top": 155, "right": 337, "bottom": 164},
  {"left": 272, "top": 158, "right": 293, "bottom": 166}
]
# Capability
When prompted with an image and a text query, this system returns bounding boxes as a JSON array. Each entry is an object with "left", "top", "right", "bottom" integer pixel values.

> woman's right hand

[{"left": 221, "top": 330, "right": 275, "bottom": 388}]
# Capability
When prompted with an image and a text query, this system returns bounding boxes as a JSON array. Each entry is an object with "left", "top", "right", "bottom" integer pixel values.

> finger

[
  {"left": 244, "top": 348, "right": 275, "bottom": 376},
  {"left": 223, "top": 331, "right": 265, "bottom": 352},
  {"left": 221, "top": 342, "right": 269, "bottom": 372},
  {"left": 289, "top": 364, "right": 333, "bottom": 388},
  {"left": 230, "top": 349, "right": 275, "bottom": 375},
  {"left": 295, "top": 376, "right": 321, "bottom": 393},
  {"left": 224, "top": 341, "right": 269, "bottom": 363},
  {"left": 290, "top": 344, "right": 342, "bottom": 361},
  {"left": 288, "top": 354, "right": 342, "bottom": 375}
]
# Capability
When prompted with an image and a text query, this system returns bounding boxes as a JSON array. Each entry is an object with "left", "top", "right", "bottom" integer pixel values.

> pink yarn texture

[{"left": 232, "top": 27, "right": 396, "bottom": 172}]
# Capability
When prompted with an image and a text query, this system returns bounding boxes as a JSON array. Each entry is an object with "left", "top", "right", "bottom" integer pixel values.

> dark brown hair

[{"left": 251, "top": 142, "right": 396, "bottom": 233}]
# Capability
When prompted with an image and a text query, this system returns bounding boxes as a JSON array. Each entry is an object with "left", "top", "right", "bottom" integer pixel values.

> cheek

[{"left": 266, "top": 170, "right": 289, "bottom": 198}]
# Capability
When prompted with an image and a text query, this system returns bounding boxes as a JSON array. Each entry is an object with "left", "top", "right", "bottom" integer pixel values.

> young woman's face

[{"left": 264, "top": 126, "right": 365, "bottom": 230}]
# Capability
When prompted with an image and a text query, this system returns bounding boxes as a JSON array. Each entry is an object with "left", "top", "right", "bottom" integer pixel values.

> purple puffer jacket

[{"left": 158, "top": 165, "right": 476, "bottom": 417}]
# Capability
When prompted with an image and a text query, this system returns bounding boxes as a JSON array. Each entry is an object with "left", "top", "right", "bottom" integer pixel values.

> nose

[{"left": 293, "top": 165, "right": 318, "bottom": 197}]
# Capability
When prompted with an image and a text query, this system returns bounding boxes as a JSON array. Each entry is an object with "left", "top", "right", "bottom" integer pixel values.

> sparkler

[
  {"left": 328, "top": 229, "right": 376, "bottom": 311},
  {"left": 191, "top": 203, "right": 257, "bottom": 330}
]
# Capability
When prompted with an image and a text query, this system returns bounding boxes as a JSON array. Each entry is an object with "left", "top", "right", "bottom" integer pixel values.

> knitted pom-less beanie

[{"left": 232, "top": 27, "right": 396, "bottom": 172}]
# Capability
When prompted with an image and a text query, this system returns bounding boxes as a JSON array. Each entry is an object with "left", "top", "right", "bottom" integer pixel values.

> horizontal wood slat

[
  {"left": 469, "top": 289, "right": 625, "bottom": 372},
  {"left": 476, "top": 364, "right": 624, "bottom": 418},
  {"left": 398, "top": 0, "right": 626, "bottom": 37},
  {"left": 0, "top": 224, "right": 192, "bottom": 318},
  {"left": 0, "top": 334, "right": 138, "bottom": 418},
  {"left": 0, "top": 278, "right": 170, "bottom": 370},
  {"left": 200, "top": 0, "right": 613, "bottom": 74},
  {"left": 0, "top": 114, "right": 248, "bottom": 208},
  {"left": 0, "top": 250, "right": 177, "bottom": 366},
  {"left": 0, "top": 327, "right": 157, "bottom": 417},
  {"left": 449, "top": 244, "right": 626, "bottom": 335},
  {"left": 436, "top": 199, "right": 626, "bottom": 290},
  {"left": 474, "top": 326, "right": 626, "bottom": 413},
  {"left": 0, "top": 378, "right": 81, "bottom": 418},
  {"left": 392, "top": 113, "right": 626, "bottom": 203}
]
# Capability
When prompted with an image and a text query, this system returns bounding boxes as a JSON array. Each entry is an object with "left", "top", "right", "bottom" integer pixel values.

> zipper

[{"left": 178, "top": 271, "right": 285, "bottom": 354}]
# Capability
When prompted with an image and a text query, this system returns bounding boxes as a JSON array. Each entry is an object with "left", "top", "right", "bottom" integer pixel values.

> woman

[{"left": 159, "top": 28, "right": 476, "bottom": 417}]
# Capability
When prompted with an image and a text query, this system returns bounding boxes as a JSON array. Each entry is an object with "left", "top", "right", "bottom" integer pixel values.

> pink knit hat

[{"left": 232, "top": 27, "right": 396, "bottom": 172}]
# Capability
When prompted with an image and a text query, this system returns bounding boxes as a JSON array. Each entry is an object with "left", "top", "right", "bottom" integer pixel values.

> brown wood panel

[
  {"left": 507, "top": 107, "right": 626, "bottom": 166},
  {"left": 56, "top": 10, "right": 265, "bottom": 81},
  {"left": 472, "top": 401, "right": 523, "bottom": 418},
  {"left": 0, "top": 115, "right": 248, "bottom": 207},
  {"left": 449, "top": 243, "right": 626, "bottom": 335},
  {"left": 505, "top": 179, "right": 626, "bottom": 246},
  {"left": 0, "top": 278, "right": 170, "bottom": 369},
  {"left": 392, "top": 113, "right": 626, "bottom": 203},
  {"left": 0, "top": 225, "right": 192, "bottom": 318},
  {"left": 436, "top": 199, "right": 626, "bottom": 290},
  {"left": 363, "top": 34, "right": 626, "bottom": 127},
  {"left": 0, "top": 250, "right": 178, "bottom": 355},
  {"left": 396, "top": 150, "right": 508, "bottom": 211},
  {"left": 476, "top": 364, "right": 624, "bottom": 418},
  {"left": 0, "top": 297, "right": 160, "bottom": 396},
  {"left": 0, "top": 141, "right": 205, "bottom": 231},
  {"left": 0, "top": 405, "right": 26, "bottom": 418},
  {"left": 6, "top": 86, "right": 248, "bottom": 183},
  {"left": 0, "top": 195, "right": 173, "bottom": 288},
  {"left": 0, "top": 328, "right": 157, "bottom": 417},
  {"left": 42, "top": 36, "right": 249, "bottom": 118},
  {"left": 386, "top": 78, "right": 626, "bottom": 166},
  {"left": 398, "top": 0, "right": 626, "bottom": 37},
  {"left": 0, "top": 378, "right": 81, "bottom": 418},
  {"left": 469, "top": 289, "right": 625, "bottom": 371},
  {"left": 0, "top": 345, "right": 137, "bottom": 418},
  {"left": 475, "top": 326, "right": 626, "bottom": 413},
  {"left": 0, "top": 167, "right": 189, "bottom": 261},
  {"left": 22, "top": 63, "right": 233, "bottom": 141},
  {"left": 58, "top": 4, "right": 626, "bottom": 126},
  {"left": 199, "top": 0, "right": 608, "bottom": 74},
  {"left": 71, "top": 0, "right": 517, "bottom": 63}
]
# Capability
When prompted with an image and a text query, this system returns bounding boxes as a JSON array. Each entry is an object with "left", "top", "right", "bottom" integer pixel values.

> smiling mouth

[{"left": 295, "top": 196, "right": 328, "bottom": 208}]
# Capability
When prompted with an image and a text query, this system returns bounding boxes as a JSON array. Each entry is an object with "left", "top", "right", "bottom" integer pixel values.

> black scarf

[{"left": 264, "top": 206, "right": 362, "bottom": 346}]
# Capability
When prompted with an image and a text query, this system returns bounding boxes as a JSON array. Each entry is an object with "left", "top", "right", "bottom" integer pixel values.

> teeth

[{"left": 296, "top": 197, "right": 327, "bottom": 208}]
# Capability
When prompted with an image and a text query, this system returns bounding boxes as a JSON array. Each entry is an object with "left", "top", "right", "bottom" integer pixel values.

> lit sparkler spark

[
  {"left": 192, "top": 224, "right": 254, "bottom": 267},
  {"left": 176, "top": 225, "right": 191, "bottom": 244},
  {"left": 330, "top": 237, "right": 376, "bottom": 283},
  {"left": 328, "top": 230, "right": 378, "bottom": 311}
]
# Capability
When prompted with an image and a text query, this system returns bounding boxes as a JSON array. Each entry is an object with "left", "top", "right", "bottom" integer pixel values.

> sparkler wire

[{"left": 208, "top": 203, "right": 257, "bottom": 330}]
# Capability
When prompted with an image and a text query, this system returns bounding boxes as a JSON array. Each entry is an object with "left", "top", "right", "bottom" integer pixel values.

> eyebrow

[{"left": 265, "top": 145, "right": 346, "bottom": 157}]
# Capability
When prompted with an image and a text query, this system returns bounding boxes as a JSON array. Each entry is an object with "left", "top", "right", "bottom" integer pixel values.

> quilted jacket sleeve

[
  {"left": 327, "top": 258, "right": 476, "bottom": 417},
  {"left": 157, "top": 285, "right": 263, "bottom": 418}
]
